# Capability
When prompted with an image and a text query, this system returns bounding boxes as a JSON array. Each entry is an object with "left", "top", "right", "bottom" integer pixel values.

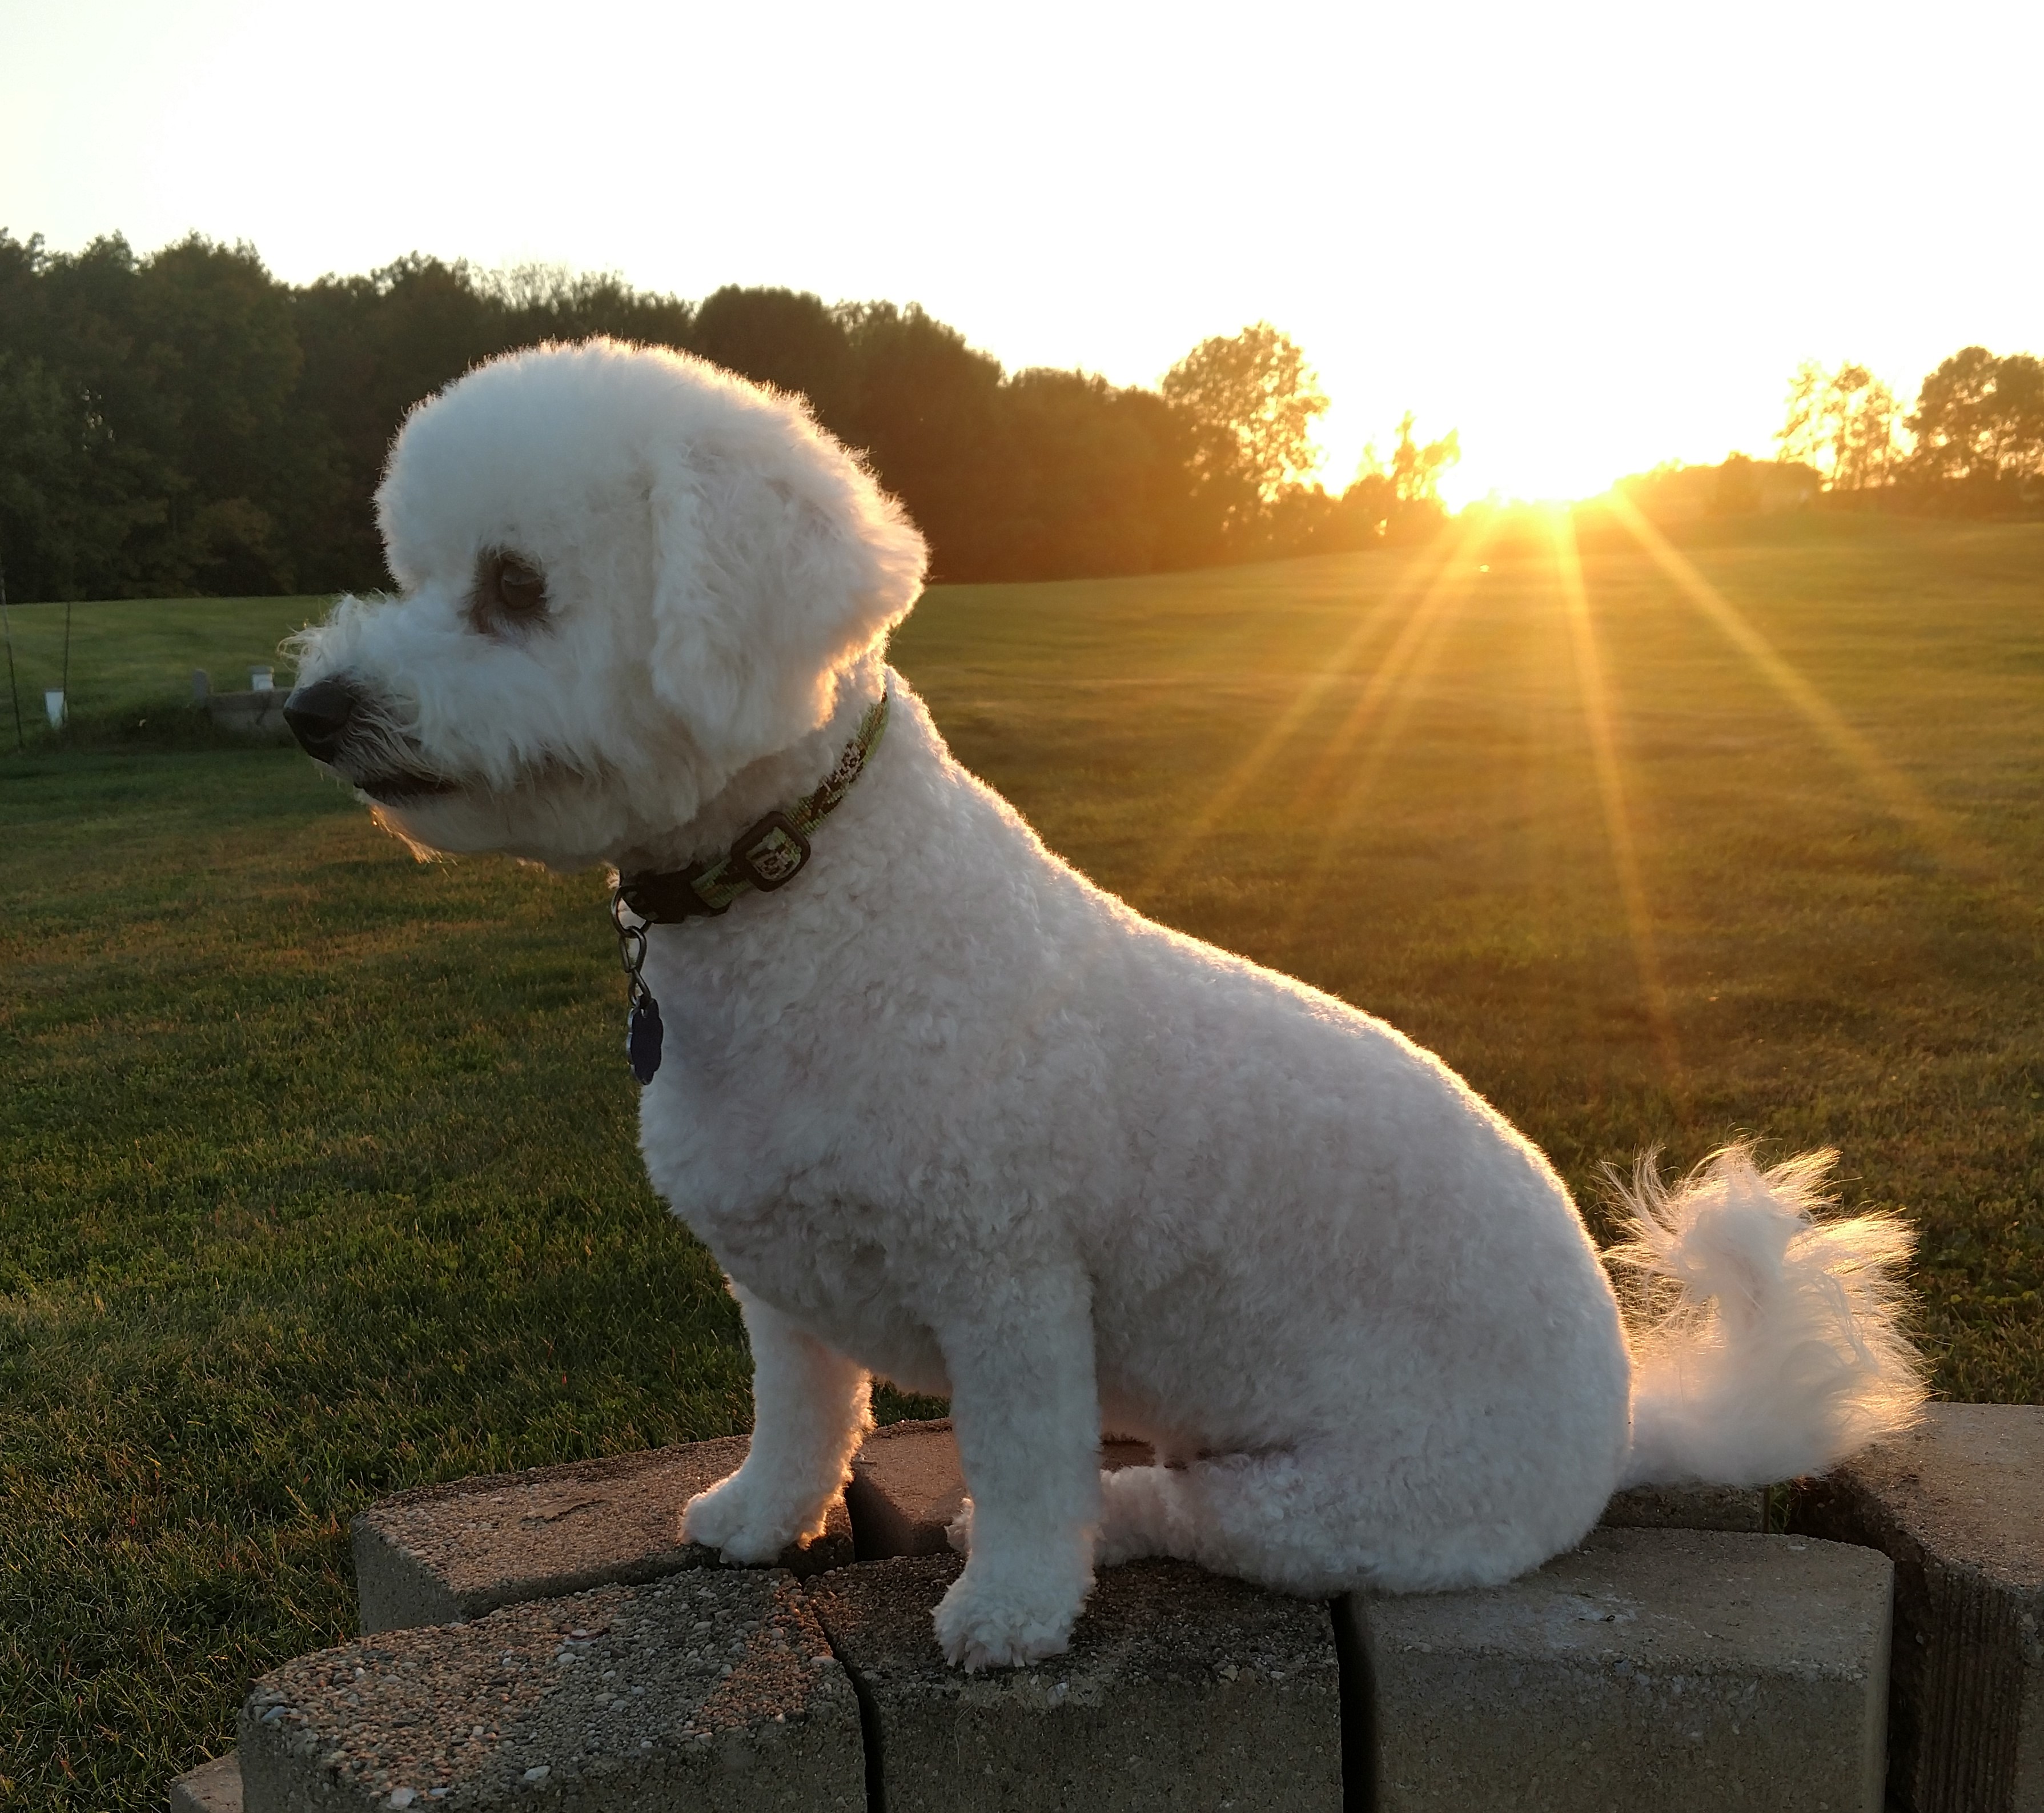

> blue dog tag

[{"left": 628, "top": 993, "right": 664, "bottom": 1084}]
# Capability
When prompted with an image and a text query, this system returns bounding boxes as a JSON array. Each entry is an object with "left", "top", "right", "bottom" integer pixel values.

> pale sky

[{"left": 4, "top": 0, "right": 2038, "bottom": 505}]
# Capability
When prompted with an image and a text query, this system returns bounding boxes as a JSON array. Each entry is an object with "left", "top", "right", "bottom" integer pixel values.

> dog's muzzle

[{"left": 283, "top": 676, "right": 456, "bottom": 801}]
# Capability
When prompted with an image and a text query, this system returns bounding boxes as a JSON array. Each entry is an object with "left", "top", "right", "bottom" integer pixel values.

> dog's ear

[{"left": 646, "top": 433, "right": 927, "bottom": 768}]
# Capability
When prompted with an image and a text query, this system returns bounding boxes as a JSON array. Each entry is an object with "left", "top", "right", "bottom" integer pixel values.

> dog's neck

[{"left": 612, "top": 655, "right": 889, "bottom": 879}]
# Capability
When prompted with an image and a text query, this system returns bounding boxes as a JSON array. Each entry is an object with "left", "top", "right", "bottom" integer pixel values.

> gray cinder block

[
  {"left": 352, "top": 1438, "right": 852, "bottom": 1633},
  {"left": 239, "top": 1569, "right": 863, "bottom": 1812},
  {"left": 845, "top": 1418, "right": 1153, "bottom": 1561},
  {"left": 170, "top": 1751, "right": 243, "bottom": 1812},
  {"left": 1351, "top": 1526, "right": 1893, "bottom": 1812},
  {"left": 1794, "top": 1401, "right": 2044, "bottom": 1813},
  {"left": 1599, "top": 1482, "right": 1769, "bottom": 1533},
  {"left": 809, "top": 1553, "right": 1344, "bottom": 1812}
]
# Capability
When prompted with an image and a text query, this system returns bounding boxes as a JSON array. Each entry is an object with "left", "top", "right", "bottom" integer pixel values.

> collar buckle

[{"left": 731, "top": 810, "right": 812, "bottom": 892}]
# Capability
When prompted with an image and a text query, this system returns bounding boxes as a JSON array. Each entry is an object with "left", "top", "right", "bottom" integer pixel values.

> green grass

[
  {"left": 3, "top": 512, "right": 2041, "bottom": 1808},
  {"left": 0, "top": 596, "right": 331, "bottom": 744}
]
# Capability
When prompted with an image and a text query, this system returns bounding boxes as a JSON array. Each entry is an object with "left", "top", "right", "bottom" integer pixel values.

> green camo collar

[{"left": 607, "top": 689, "right": 890, "bottom": 1084}]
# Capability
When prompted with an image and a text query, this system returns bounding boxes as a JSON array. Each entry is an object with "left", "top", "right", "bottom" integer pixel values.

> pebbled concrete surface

[
  {"left": 1352, "top": 1526, "right": 1894, "bottom": 1812},
  {"left": 1599, "top": 1482, "right": 1769, "bottom": 1533},
  {"left": 352, "top": 1437, "right": 852, "bottom": 1633},
  {"left": 239, "top": 1567, "right": 863, "bottom": 1811},
  {"left": 809, "top": 1552, "right": 1343, "bottom": 1811},
  {"left": 1796, "top": 1401, "right": 2044, "bottom": 1813}
]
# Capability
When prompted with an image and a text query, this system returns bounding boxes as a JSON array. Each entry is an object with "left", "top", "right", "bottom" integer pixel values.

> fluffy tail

[{"left": 1607, "top": 1145, "right": 1926, "bottom": 1489}]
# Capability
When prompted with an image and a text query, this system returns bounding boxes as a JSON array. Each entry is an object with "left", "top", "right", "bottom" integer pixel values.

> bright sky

[{"left": 4, "top": 0, "right": 2038, "bottom": 506}]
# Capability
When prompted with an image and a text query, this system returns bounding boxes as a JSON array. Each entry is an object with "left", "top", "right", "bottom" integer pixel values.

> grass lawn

[
  {"left": 3, "top": 510, "right": 2041, "bottom": 1808},
  {"left": 0, "top": 595, "right": 330, "bottom": 742}
]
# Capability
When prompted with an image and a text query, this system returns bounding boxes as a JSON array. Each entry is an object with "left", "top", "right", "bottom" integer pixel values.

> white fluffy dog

[{"left": 284, "top": 339, "right": 1925, "bottom": 1670}]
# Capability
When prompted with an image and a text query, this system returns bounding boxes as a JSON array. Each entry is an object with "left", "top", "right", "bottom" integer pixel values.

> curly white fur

[{"left": 286, "top": 339, "right": 1925, "bottom": 1670}]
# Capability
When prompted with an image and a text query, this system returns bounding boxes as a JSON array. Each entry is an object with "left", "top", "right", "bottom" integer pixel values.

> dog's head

[{"left": 283, "top": 339, "right": 926, "bottom": 869}]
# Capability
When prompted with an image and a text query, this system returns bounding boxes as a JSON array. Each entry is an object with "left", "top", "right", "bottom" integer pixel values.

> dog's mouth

[{"left": 353, "top": 768, "right": 463, "bottom": 804}]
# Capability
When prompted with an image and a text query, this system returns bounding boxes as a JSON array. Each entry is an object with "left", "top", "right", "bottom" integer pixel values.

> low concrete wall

[
  {"left": 1352, "top": 1527, "right": 1892, "bottom": 1811},
  {"left": 205, "top": 688, "right": 292, "bottom": 740},
  {"left": 1795, "top": 1402, "right": 2044, "bottom": 1813},
  {"left": 352, "top": 1435, "right": 852, "bottom": 1633},
  {"left": 240, "top": 1570, "right": 862, "bottom": 1811},
  {"left": 178, "top": 1409, "right": 2043, "bottom": 1812},
  {"left": 810, "top": 1551, "right": 1346, "bottom": 1812}
]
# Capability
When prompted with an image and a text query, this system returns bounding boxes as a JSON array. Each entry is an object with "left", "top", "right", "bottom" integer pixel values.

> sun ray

[
  {"left": 1276, "top": 534, "right": 1489, "bottom": 936},
  {"left": 1599, "top": 488, "right": 1973, "bottom": 868},
  {"left": 1290, "top": 512, "right": 1498, "bottom": 810},
  {"left": 1136, "top": 519, "right": 1474, "bottom": 899},
  {"left": 1551, "top": 507, "right": 1682, "bottom": 1087}
]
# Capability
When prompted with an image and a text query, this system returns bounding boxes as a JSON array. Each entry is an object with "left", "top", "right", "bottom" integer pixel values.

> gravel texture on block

[
  {"left": 1794, "top": 1402, "right": 2044, "bottom": 1813},
  {"left": 352, "top": 1437, "right": 853, "bottom": 1632},
  {"left": 1355, "top": 1527, "right": 1893, "bottom": 1813},
  {"left": 845, "top": 1419, "right": 1154, "bottom": 1562},
  {"left": 810, "top": 1553, "right": 1343, "bottom": 1811},
  {"left": 170, "top": 1751, "right": 244, "bottom": 1812},
  {"left": 1599, "top": 1482, "right": 1768, "bottom": 1533},
  {"left": 239, "top": 1569, "right": 863, "bottom": 1812}
]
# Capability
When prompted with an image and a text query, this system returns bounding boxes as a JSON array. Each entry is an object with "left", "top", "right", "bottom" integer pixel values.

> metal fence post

[{"left": 0, "top": 560, "right": 22, "bottom": 752}]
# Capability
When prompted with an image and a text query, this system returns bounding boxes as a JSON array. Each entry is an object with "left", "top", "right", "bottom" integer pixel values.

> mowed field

[{"left": 2, "top": 511, "right": 2041, "bottom": 1808}]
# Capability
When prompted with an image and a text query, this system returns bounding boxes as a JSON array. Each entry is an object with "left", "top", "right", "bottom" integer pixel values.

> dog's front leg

[
  {"left": 934, "top": 1266, "right": 1102, "bottom": 1670},
  {"left": 681, "top": 1285, "right": 870, "bottom": 1563}
]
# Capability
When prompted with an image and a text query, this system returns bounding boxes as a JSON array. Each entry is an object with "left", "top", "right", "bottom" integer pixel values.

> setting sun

[{"left": 6, "top": 0, "right": 2039, "bottom": 507}]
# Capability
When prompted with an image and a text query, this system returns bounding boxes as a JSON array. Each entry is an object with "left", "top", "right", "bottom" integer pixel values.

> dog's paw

[
  {"left": 945, "top": 1495, "right": 973, "bottom": 1555},
  {"left": 932, "top": 1558, "right": 1085, "bottom": 1671},
  {"left": 680, "top": 1471, "right": 802, "bottom": 1566}
]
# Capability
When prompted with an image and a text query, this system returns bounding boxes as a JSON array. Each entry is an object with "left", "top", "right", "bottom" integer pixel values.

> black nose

[{"left": 283, "top": 677, "right": 366, "bottom": 763}]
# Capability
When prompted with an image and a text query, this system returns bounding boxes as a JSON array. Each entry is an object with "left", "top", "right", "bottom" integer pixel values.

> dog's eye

[{"left": 473, "top": 550, "right": 549, "bottom": 631}]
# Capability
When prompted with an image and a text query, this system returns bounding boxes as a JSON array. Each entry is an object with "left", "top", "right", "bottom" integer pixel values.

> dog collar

[{"left": 608, "top": 688, "right": 890, "bottom": 1083}]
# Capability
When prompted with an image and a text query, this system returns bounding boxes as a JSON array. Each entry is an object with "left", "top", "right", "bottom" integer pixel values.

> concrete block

[
  {"left": 352, "top": 1438, "right": 852, "bottom": 1634},
  {"left": 206, "top": 689, "right": 291, "bottom": 738},
  {"left": 1599, "top": 1482, "right": 1769, "bottom": 1533},
  {"left": 239, "top": 1568, "right": 864, "bottom": 1812},
  {"left": 845, "top": 1418, "right": 1154, "bottom": 1561},
  {"left": 1351, "top": 1526, "right": 1893, "bottom": 1812},
  {"left": 809, "top": 1553, "right": 1344, "bottom": 1811},
  {"left": 1794, "top": 1402, "right": 2044, "bottom": 1813},
  {"left": 170, "top": 1751, "right": 243, "bottom": 1813}
]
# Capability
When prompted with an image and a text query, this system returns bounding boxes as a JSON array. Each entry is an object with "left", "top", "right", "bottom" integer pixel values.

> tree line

[
  {"left": 1619, "top": 347, "right": 2044, "bottom": 523},
  {"left": 0, "top": 232, "right": 1457, "bottom": 603}
]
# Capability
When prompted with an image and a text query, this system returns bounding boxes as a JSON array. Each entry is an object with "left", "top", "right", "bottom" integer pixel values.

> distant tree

[
  {"left": 1, "top": 230, "right": 1419, "bottom": 596},
  {"left": 1776, "top": 359, "right": 1904, "bottom": 491},
  {"left": 1905, "top": 346, "right": 2044, "bottom": 487},
  {"left": 1160, "top": 323, "right": 1328, "bottom": 549},
  {"left": 994, "top": 368, "right": 1195, "bottom": 578},
  {"left": 1318, "top": 413, "right": 1459, "bottom": 547},
  {"left": 833, "top": 302, "right": 1009, "bottom": 579},
  {"left": 1371, "top": 411, "right": 1460, "bottom": 512},
  {"left": 1712, "top": 451, "right": 1761, "bottom": 516},
  {"left": 689, "top": 286, "right": 849, "bottom": 425}
]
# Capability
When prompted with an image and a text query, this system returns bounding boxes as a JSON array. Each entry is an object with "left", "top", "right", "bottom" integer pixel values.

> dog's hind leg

[
  {"left": 681, "top": 1285, "right": 871, "bottom": 1562},
  {"left": 1097, "top": 1442, "right": 1573, "bottom": 1597}
]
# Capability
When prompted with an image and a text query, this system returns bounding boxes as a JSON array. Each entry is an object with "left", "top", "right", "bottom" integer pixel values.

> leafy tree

[
  {"left": 1776, "top": 360, "right": 1904, "bottom": 491},
  {"left": 1, "top": 232, "right": 1454, "bottom": 596},
  {"left": 690, "top": 286, "right": 849, "bottom": 425},
  {"left": 1366, "top": 411, "right": 1460, "bottom": 512},
  {"left": 1160, "top": 323, "right": 1328, "bottom": 550},
  {"left": 1905, "top": 346, "right": 2044, "bottom": 487}
]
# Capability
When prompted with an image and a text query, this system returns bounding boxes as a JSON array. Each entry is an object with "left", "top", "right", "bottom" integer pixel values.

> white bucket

[
  {"left": 250, "top": 665, "right": 275, "bottom": 692},
  {"left": 44, "top": 689, "right": 65, "bottom": 728}
]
